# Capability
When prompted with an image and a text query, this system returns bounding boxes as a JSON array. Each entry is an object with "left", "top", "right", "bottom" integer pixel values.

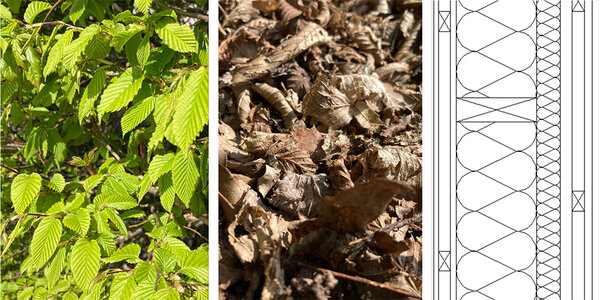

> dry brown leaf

[
  {"left": 257, "top": 164, "right": 281, "bottom": 197},
  {"left": 302, "top": 72, "right": 353, "bottom": 129},
  {"left": 355, "top": 146, "right": 422, "bottom": 183},
  {"left": 245, "top": 131, "right": 317, "bottom": 173},
  {"left": 252, "top": 82, "right": 298, "bottom": 128},
  {"left": 231, "top": 22, "right": 331, "bottom": 84},
  {"left": 269, "top": 171, "right": 329, "bottom": 217},
  {"left": 253, "top": 0, "right": 279, "bottom": 13},
  {"left": 278, "top": 0, "right": 302, "bottom": 22},
  {"left": 327, "top": 156, "right": 354, "bottom": 191},
  {"left": 316, "top": 178, "right": 414, "bottom": 232},
  {"left": 223, "top": 0, "right": 261, "bottom": 28}
]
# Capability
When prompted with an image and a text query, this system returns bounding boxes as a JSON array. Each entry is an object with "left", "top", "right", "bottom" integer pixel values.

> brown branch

[
  {"left": 297, "top": 262, "right": 422, "bottom": 299},
  {"left": 182, "top": 225, "right": 208, "bottom": 242},
  {"left": 1, "top": 164, "right": 20, "bottom": 174}
]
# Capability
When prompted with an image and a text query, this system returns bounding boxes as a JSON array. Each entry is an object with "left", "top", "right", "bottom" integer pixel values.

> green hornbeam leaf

[
  {"left": 104, "top": 208, "right": 128, "bottom": 236},
  {"left": 71, "top": 239, "right": 101, "bottom": 290},
  {"left": 153, "top": 248, "right": 176, "bottom": 273},
  {"left": 109, "top": 273, "right": 137, "bottom": 300},
  {"left": 137, "top": 33, "right": 151, "bottom": 66},
  {"left": 131, "top": 280, "right": 155, "bottom": 299},
  {"left": 83, "top": 174, "right": 106, "bottom": 191},
  {"left": 95, "top": 194, "right": 137, "bottom": 210},
  {"left": 158, "top": 173, "right": 175, "bottom": 212},
  {"left": 1, "top": 5, "right": 12, "bottom": 20},
  {"left": 134, "top": 0, "right": 152, "bottom": 14},
  {"left": 148, "top": 153, "right": 175, "bottom": 182},
  {"left": 47, "top": 173, "right": 65, "bottom": 192},
  {"left": 104, "top": 244, "right": 140, "bottom": 263},
  {"left": 11, "top": 173, "right": 42, "bottom": 213},
  {"left": 111, "top": 24, "right": 145, "bottom": 53},
  {"left": 24, "top": 1, "right": 51, "bottom": 23},
  {"left": 79, "top": 69, "right": 106, "bottom": 123},
  {"left": 121, "top": 95, "right": 154, "bottom": 135},
  {"left": 161, "top": 237, "right": 190, "bottom": 264},
  {"left": 63, "top": 24, "right": 100, "bottom": 72},
  {"left": 96, "top": 233, "right": 117, "bottom": 257},
  {"left": 156, "top": 20, "right": 198, "bottom": 53},
  {"left": 69, "top": 0, "right": 88, "bottom": 23},
  {"left": 134, "top": 261, "right": 156, "bottom": 283},
  {"left": 45, "top": 247, "right": 66, "bottom": 291},
  {"left": 62, "top": 208, "right": 90, "bottom": 236},
  {"left": 29, "top": 217, "right": 62, "bottom": 271},
  {"left": 179, "top": 248, "right": 208, "bottom": 284},
  {"left": 97, "top": 68, "right": 145, "bottom": 120},
  {"left": 172, "top": 149, "right": 200, "bottom": 206},
  {"left": 173, "top": 68, "right": 208, "bottom": 148}
]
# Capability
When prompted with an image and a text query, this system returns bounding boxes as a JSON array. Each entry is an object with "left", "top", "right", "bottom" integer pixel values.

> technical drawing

[{"left": 431, "top": 0, "right": 595, "bottom": 299}]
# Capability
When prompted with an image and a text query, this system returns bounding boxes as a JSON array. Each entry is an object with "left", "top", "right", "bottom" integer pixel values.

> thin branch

[
  {"left": 297, "top": 262, "right": 422, "bottom": 299},
  {"left": 182, "top": 225, "right": 208, "bottom": 242},
  {"left": 1, "top": 164, "right": 20, "bottom": 174}
]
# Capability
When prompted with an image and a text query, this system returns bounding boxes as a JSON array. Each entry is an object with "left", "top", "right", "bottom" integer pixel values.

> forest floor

[{"left": 218, "top": 0, "right": 422, "bottom": 299}]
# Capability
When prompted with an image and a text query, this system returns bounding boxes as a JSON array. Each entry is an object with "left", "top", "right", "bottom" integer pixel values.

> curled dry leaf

[
  {"left": 253, "top": 0, "right": 279, "bottom": 13},
  {"left": 316, "top": 178, "right": 415, "bottom": 232},
  {"left": 355, "top": 146, "right": 422, "bottom": 184},
  {"left": 257, "top": 164, "right": 281, "bottom": 197},
  {"left": 223, "top": 0, "right": 261, "bottom": 27},
  {"left": 230, "top": 22, "right": 332, "bottom": 84},
  {"left": 270, "top": 171, "right": 330, "bottom": 217},
  {"left": 252, "top": 82, "right": 297, "bottom": 128}
]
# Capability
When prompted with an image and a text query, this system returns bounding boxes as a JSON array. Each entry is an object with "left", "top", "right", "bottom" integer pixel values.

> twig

[
  {"left": 182, "top": 225, "right": 208, "bottom": 242},
  {"left": 1, "top": 164, "right": 20, "bottom": 174},
  {"left": 153, "top": 0, "right": 208, "bottom": 21},
  {"left": 297, "top": 262, "right": 422, "bottom": 299}
]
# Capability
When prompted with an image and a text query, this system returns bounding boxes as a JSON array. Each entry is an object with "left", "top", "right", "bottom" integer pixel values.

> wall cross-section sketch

[
  {"left": 428, "top": 0, "right": 600, "bottom": 299},
  {"left": 432, "top": 0, "right": 598, "bottom": 299}
]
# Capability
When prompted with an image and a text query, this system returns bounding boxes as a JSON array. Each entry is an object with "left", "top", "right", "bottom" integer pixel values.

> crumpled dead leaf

[
  {"left": 270, "top": 171, "right": 330, "bottom": 217},
  {"left": 355, "top": 146, "right": 422, "bottom": 184},
  {"left": 244, "top": 131, "right": 318, "bottom": 173}
]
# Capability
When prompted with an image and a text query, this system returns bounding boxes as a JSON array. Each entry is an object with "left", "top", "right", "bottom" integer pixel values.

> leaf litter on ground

[{"left": 219, "top": 0, "right": 422, "bottom": 298}]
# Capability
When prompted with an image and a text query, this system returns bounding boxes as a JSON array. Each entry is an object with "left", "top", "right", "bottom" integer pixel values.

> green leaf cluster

[{"left": 1, "top": 0, "right": 209, "bottom": 298}]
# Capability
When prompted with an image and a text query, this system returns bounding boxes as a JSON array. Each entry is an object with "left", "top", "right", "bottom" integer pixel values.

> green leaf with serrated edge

[
  {"left": 24, "top": 1, "right": 51, "bottom": 23},
  {"left": 162, "top": 237, "right": 190, "bottom": 264},
  {"left": 97, "top": 68, "right": 144, "bottom": 120},
  {"left": 131, "top": 280, "right": 155, "bottom": 299},
  {"left": 121, "top": 95, "right": 154, "bottom": 135},
  {"left": 11, "top": 173, "right": 42, "bottom": 213},
  {"left": 71, "top": 239, "right": 100, "bottom": 290},
  {"left": 109, "top": 273, "right": 137, "bottom": 300},
  {"left": 156, "top": 20, "right": 198, "bottom": 53},
  {"left": 153, "top": 248, "right": 176, "bottom": 273},
  {"left": 180, "top": 248, "right": 208, "bottom": 284},
  {"left": 63, "top": 208, "right": 90, "bottom": 236},
  {"left": 69, "top": 0, "right": 87, "bottom": 23},
  {"left": 29, "top": 217, "right": 62, "bottom": 271},
  {"left": 104, "top": 244, "right": 140, "bottom": 263},
  {"left": 95, "top": 194, "right": 137, "bottom": 210},
  {"left": 79, "top": 69, "right": 106, "bottom": 123},
  {"left": 45, "top": 247, "right": 66, "bottom": 291},
  {"left": 137, "top": 33, "right": 150, "bottom": 66},
  {"left": 111, "top": 24, "right": 145, "bottom": 53},
  {"left": 149, "top": 153, "right": 175, "bottom": 182},
  {"left": 0, "top": 5, "right": 12, "bottom": 19},
  {"left": 134, "top": 261, "right": 156, "bottom": 283},
  {"left": 66, "top": 193, "right": 86, "bottom": 212},
  {"left": 134, "top": 0, "right": 152, "bottom": 15},
  {"left": 96, "top": 233, "right": 117, "bottom": 256},
  {"left": 63, "top": 24, "right": 100, "bottom": 72},
  {"left": 172, "top": 149, "right": 200, "bottom": 206},
  {"left": 158, "top": 173, "right": 175, "bottom": 212},
  {"left": 105, "top": 208, "right": 127, "bottom": 236},
  {"left": 47, "top": 173, "right": 65, "bottom": 192},
  {"left": 173, "top": 68, "right": 208, "bottom": 148},
  {"left": 86, "top": 34, "right": 111, "bottom": 59},
  {"left": 84, "top": 174, "right": 105, "bottom": 191},
  {"left": 137, "top": 173, "right": 152, "bottom": 201}
]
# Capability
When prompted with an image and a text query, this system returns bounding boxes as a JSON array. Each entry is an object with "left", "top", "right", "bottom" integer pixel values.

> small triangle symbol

[{"left": 573, "top": 1, "right": 584, "bottom": 12}]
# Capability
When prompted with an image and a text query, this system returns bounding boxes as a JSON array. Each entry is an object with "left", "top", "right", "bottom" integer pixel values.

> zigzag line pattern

[
  {"left": 456, "top": 0, "right": 538, "bottom": 298},
  {"left": 536, "top": 0, "right": 561, "bottom": 298}
]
